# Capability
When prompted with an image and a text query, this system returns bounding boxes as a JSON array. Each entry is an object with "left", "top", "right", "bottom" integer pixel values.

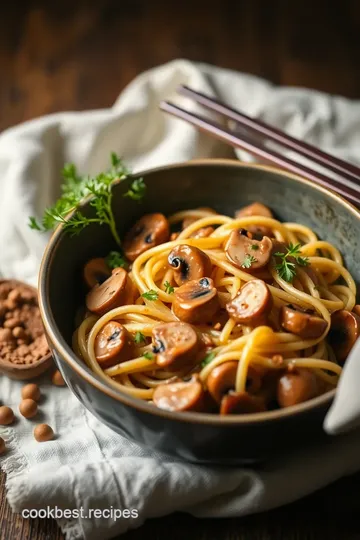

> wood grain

[{"left": 1, "top": 1, "right": 360, "bottom": 538}]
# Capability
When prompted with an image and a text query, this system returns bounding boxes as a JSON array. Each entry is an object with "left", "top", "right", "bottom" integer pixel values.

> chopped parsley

[
  {"left": 241, "top": 254, "right": 257, "bottom": 269},
  {"left": 134, "top": 331, "right": 146, "bottom": 344},
  {"left": 141, "top": 290, "right": 159, "bottom": 301},
  {"left": 143, "top": 352, "right": 154, "bottom": 360},
  {"left": 164, "top": 281, "right": 175, "bottom": 294},
  {"left": 106, "top": 250, "right": 128, "bottom": 269}
]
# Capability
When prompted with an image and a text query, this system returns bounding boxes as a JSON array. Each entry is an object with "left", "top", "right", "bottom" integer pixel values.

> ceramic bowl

[{"left": 38, "top": 160, "right": 360, "bottom": 464}]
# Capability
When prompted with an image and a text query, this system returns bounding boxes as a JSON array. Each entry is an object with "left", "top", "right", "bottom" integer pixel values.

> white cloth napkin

[{"left": 1, "top": 59, "right": 360, "bottom": 540}]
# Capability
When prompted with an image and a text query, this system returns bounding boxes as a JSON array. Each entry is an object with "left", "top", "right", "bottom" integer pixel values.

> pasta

[{"left": 73, "top": 203, "right": 358, "bottom": 415}]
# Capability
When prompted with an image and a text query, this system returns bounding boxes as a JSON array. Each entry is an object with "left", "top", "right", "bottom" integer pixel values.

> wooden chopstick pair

[{"left": 160, "top": 86, "right": 360, "bottom": 207}]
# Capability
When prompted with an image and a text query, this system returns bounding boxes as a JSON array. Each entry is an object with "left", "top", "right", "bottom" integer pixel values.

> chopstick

[
  {"left": 178, "top": 85, "right": 360, "bottom": 183},
  {"left": 160, "top": 87, "right": 360, "bottom": 208}
]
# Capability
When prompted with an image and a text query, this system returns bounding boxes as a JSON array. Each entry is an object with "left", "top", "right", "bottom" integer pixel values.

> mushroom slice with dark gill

[
  {"left": 225, "top": 229, "right": 272, "bottom": 270},
  {"left": 152, "top": 322, "right": 200, "bottom": 370},
  {"left": 172, "top": 277, "right": 220, "bottom": 324},
  {"left": 235, "top": 202, "right": 273, "bottom": 238},
  {"left": 152, "top": 374, "right": 205, "bottom": 412},
  {"left": 168, "top": 244, "right": 212, "bottom": 286},
  {"left": 123, "top": 213, "right": 170, "bottom": 261},
  {"left": 277, "top": 368, "right": 319, "bottom": 408},
  {"left": 280, "top": 305, "right": 327, "bottom": 339},
  {"left": 83, "top": 258, "right": 111, "bottom": 289},
  {"left": 86, "top": 268, "right": 135, "bottom": 315},
  {"left": 94, "top": 321, "right": 132, "bottom": 369},
  {"left": 220, "top": 391, "right": 266, "bottom": 414},
  {"left": 226, "top": 279, "right": 272, "bottom": 325},
  {"left": 328, "top": 309, "right": 360, "bottom": 364}
]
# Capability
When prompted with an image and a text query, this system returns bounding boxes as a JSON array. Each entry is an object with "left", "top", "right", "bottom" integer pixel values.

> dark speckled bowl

[{"left": 38, "top": 160, "right": 360, "bottom": 464}]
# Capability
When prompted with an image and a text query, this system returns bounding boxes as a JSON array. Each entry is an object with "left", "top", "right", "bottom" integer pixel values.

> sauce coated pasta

[{"left": 72, "top": 203, "right": 359, "bottom": 414}]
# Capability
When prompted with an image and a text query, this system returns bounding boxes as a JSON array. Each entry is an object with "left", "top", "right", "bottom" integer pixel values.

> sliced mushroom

[
  {"left": 83, "top": 258, "right": 111, "bottom": 289},
  {"left": 123, "top": 213, "right": 170, "bottom": 261},
  {"left": 86, "top": 268, "right": 135, "bottom": 315},
  {"left": 172, "top": 277, "right": 220, "bottom": 324},
  {"left": 226, "top": 279, "right": 272, "bottom": 325},
  {"left": 94, "top": 321, "right": 132, "bottom": 369},
  {"left": 235, "top": 202, "right": 273, "bottom": 238},
  {"left": 277, "top": 368, "right": 319, "bottom": 408},
  {"left": 168, "top": 245, "right": 212, "bottom": 286},
  {"left": 235, "top": 202, "right": 273, "bottom": 220},
  {"left": 152, "top": 322, "right": 200, "bottom": 370},
  {"left": 328, "top": 309, "right": 360, "bottom": 364},
  {"left": 225, "top": 229, "right": 272, "bottom": 270},
  {"left": 280, "top": 305, "right": 327, "bottom": 339},
  {"left": 207, "top": 360, "right": 264, "bottom": 405},
  {"left": 152, "top": 374, "right": 205, "bottom": 412},
  {"left": 220, "top": 391, "right": 266, "bottom": 414},
  {"left": 190, "top": 226, "right": 215, "bottom": 239},
  {"left": 207, "top": 361, "right": 237, "bottom": 404},
  {"left": 182, "top": 207, "right": 216, "bottom": 229}
]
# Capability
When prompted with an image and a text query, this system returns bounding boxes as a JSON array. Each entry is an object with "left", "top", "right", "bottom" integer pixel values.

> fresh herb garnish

[
  {"left": 143, "top": 352, "right": 154, "bottom": 360},
  {"left": 134, "top": 331, "right": 146, "bottom": 344},
  {"left": 241, "top": 254, "right": 257, "bottom": 269},
  {"left": 274, "top": 243, "right": 309, "bottom": 282},
  {"left": 141, "top": 290, "right": 159, "bottom": 301},
  {"left": 124, "top": 177, "right": 146, "bottom": 201},
  {"left": 28, "top": 153, "right": 145, "bottom": 246},
  {"left": 250, "top": 244, "right": 259, "bottom": 251},
  {"left": 164, "top": 281, "right": 175, "bottom": 294},
  {"left": 106, "top": 250, "right": 128, "bottom": 269},
  {"left": 201, "top": 351, "right": 216, "bottom": 368}
]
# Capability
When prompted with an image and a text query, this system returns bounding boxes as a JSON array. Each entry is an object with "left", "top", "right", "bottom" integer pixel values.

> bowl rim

[{"left": 38, "top": 158, "right": 359, "bottom": 426}]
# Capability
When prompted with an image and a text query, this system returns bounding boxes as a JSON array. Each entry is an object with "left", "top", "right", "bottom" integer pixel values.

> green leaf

[
  {"left": 28, "top": 153, "right": 131, "bottom": 246},
  {"left": 28, "top": 217, "right": 42, "bottom": 231},
  {"left": 141, "top": 290, "right": 159, "bottom": 301},
  {"left": 106, "top": 250, "right": 128, "bottom": 269},
  {"left": 143, "top": 352, "right": 154, "bottom": 360},
  {"left": 111, "top": 152, "right": 121, "bottom": 168},
  {"left": 201, "top": 351, "right": 216, "bottom": 368},
  {"left": 124, "top": 177, "right": 146, "bottom": 201},
  {"left": 134, "top": 331, "right": 146, "bottom": 344},
  {"left": 241, "top": 254, "right": 257, "bottom": 269},
  {"left": 164, "top": 280, "right": 175, "bottom": 294},
  {"left": 274, "top": 242, "right": 309, "bottom": 282}
]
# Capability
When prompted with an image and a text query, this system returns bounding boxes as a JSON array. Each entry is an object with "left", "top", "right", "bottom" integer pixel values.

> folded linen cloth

[{"left": 1, "top": 59, "right": 360, "bottom": 540}]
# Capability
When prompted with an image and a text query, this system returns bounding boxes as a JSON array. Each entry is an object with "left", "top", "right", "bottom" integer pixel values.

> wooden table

[{"left": 1, "top": 1, "right": 360, "bottom": 538}]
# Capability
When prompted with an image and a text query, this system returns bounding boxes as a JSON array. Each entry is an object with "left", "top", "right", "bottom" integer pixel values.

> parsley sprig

[
  {"left": 164, "top": 281, "right": 175, "bottom": 294},
  {"left": 124, "top": 178, "right": 146, "bottom": 201},
  {"left": 274, "top": 243, "right": 309, "bottom": 282},
  {"left": 28, "top": 152, "right": 146, "bottom": 246},
  {"left": 141, "top": 290, "right": 159, "bottom": 301}
]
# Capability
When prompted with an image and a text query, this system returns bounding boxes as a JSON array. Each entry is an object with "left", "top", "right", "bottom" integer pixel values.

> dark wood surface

[{"left": 1, "top": 1, "right": 360, "bottom": 539}]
